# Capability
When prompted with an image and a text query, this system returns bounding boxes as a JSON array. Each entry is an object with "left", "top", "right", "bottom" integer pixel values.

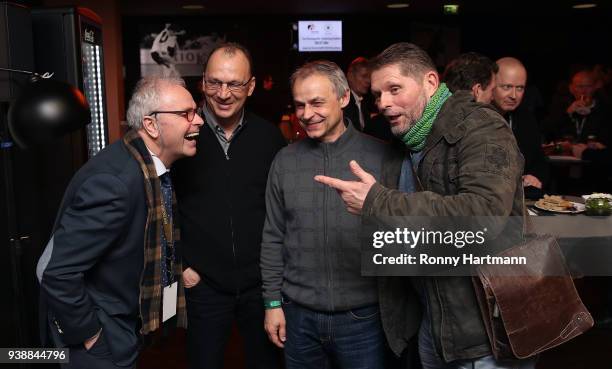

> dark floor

[
  {"left": 138, "top": 326, "right": 240, "bottom": 369},
  {"left": 137, "top": 326, "right": 612, "bottom": 369},
  {"left": 138, "top": 278, "right": 612, "bottom": 369}
]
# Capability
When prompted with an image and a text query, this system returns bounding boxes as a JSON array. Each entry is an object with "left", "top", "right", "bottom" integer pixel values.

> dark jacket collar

[{"left": 302, "top": 119, "right": 358, "bottom": 156}]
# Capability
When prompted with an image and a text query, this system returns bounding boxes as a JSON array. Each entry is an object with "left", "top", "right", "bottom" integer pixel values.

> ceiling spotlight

[
  {"left": 387, "top": 3, "right": 410, "bottom": 9},
  {"left": 572, "top": 3, "right": 597, "bottom": 9},
  {"left": 182, "top": 4, "right": 205, "bottom": 10}
]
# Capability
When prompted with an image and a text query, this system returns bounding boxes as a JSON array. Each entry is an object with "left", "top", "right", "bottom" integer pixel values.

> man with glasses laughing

[
  {"left": 172, "top": 42, "right": 285, "bottom": 369},
  {"left": 37, "top": 76, "right": 203, "bottom": 369}
]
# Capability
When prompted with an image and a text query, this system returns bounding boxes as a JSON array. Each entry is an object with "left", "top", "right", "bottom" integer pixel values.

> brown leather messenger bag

[{"left": 472, "top": 223, "right": 594, "bottom": 359}]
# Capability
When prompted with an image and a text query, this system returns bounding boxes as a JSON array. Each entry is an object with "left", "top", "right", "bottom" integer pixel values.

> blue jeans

[
  {"left": 418, "top": 300, "right": 535, "bottom": 369},
  {"left": 416, "top": 280, "right": 534, "bottom": 369},
  {"left": 282, "top": 299, "right": 386, "bottom": 369}
]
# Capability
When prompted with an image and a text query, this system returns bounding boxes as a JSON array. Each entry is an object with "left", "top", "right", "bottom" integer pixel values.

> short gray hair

[
  {"left": 126, "top": 76, "right": 186, "bottom": 129},
  {"left": 290, "top": 60, "right": 349, "bottom": 99}
]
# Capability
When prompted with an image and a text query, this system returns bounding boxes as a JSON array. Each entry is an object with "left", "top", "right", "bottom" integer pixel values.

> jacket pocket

[
  {"left": 427, "top": 161, "right": 459, "bottom": 195},
  {"left": 86, "top": 329, "right": 111, "bottom": 357}
]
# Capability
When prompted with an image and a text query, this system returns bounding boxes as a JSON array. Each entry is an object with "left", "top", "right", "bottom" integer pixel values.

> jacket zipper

[
  {"left": 417, "top": 141, "right": 449, "bottom": 361},
  {"left": 323, "top": 145, "right": 334, "bottom": 311},
  {"left": 433, "top": 279, "right": 449, "bottom": 362}
]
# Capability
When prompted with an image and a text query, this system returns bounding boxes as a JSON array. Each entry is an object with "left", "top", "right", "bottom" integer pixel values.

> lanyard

[
  {"left": 160, "top": 194, "right": 175, "bottom": 282},
  {"left": 161, "top": 202, "right": 173, "bottom": 246}
]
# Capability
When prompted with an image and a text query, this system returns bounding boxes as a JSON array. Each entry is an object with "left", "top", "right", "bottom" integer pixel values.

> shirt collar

[
  {"left": 202, "top": 103, "right": 246, "bottom": 134},
  {"left": 146, "top": 147, "right": 169, "bottom": 176},
  {"left": 351, "top": 90, "right": 363, "bottom": 103}
]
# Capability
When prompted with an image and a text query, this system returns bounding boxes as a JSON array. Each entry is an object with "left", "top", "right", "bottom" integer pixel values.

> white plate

[{"left": 534, "top": 201, "right": 586, "bottom": 214}]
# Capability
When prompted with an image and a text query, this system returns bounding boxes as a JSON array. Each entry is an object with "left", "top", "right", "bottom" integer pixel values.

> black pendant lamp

[{"left": 2, "top": 68, "right": 91, "bottom": 148}]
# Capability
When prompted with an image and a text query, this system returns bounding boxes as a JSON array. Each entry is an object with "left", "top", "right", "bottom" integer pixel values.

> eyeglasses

[
  {"left": 204, "top": 77, "right": 253, "bottom": 92},
  {"left": 149, "top": 108, "right": 197, "bottom": 122}
]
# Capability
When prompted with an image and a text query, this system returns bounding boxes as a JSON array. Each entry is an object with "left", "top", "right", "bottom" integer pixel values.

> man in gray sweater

[{"left": 260, "top": 60, "right": 389, "bottom": 369}]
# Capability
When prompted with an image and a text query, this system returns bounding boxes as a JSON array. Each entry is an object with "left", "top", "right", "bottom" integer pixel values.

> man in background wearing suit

[
  {"left": 36, "top": 76, "right": 204, "bottom": 369},
  {"left": 344, "top": 56, "right": 372, "bottom": 132},
  {"left": 344, "top": 56, "right": 393, "bottom": 142},
  {"left": 492, "top": 57, "right": 549, "bottom": 197}
]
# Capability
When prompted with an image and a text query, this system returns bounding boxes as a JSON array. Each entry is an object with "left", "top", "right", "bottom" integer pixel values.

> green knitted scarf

[{"left": 401, "top": 83, "right": 452, "bottom": 151}]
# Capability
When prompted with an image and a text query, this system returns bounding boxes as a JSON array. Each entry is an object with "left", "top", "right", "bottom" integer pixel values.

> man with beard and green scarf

[{"left": 315, "top": 43, "right": 530, "bottom": 369}]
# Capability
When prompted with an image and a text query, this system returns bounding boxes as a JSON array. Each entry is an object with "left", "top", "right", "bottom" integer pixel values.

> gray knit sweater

[{"left": 260, "top": 123, "right": 390, "bottom": 312}]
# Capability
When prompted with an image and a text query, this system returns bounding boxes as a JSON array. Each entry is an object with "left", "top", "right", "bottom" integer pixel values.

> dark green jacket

[{"left": 365, "top": 91, "right": 525, "bottom": 361}]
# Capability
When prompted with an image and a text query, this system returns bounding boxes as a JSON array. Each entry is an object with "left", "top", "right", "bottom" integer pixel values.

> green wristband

[{"left": 264, "top": 300, "right": 282, "bottom": 309}]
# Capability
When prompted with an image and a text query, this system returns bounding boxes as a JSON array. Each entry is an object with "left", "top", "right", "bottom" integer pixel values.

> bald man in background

[
  {"left": 546, "top": 69, "right": 611, "bottom": 151},
  {"left": 543, "top": 68, "right": 612, "bottom": 193},
  {"left": 493, "top": 57, "right": 549, "bottom": 197}
]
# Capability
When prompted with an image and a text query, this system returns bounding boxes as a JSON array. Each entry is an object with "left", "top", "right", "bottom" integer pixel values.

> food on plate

[{"left": 535, "top": 195, "right": 576, "bottom": 212}]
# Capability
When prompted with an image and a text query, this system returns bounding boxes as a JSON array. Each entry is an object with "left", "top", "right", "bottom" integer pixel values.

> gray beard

[
  {"left": 391, "top": 91, "right": 429, "bottom": 138},
  {"left": 391, "top": 123, "right": 410, "bottom": 137}
]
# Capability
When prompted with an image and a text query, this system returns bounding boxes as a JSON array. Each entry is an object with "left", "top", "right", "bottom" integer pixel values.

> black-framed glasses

[
  {"left": 203, "top": 77, "right": 253, "bottom": 92},
  {"left": 149, "top": 108, "right": 197, "bottom": 122}
]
